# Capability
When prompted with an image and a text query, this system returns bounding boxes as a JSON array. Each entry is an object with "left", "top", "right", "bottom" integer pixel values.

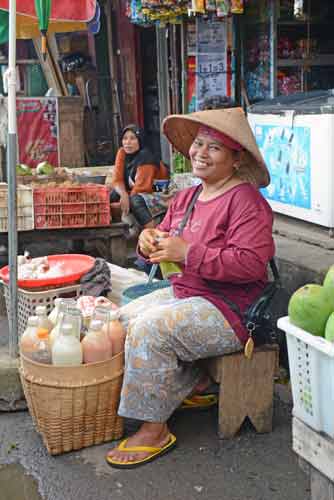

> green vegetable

[
  {"left": 36, "top": 161, "right": 54, "bottom": 176},
  {"left": 16, "top": 164, "right": 32, "bottom": 176}
]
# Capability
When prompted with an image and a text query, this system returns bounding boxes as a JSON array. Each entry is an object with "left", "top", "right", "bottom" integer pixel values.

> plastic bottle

[
  {"left": 81, "top": 320, "right": 112, "bottom": 364},
  {"left": 20, "top": 316, "right": 39, "bottom": 358},
  {"left": 35, "top": 305, "right": 53, "bottom": 333},
  {"left": 52, "top": 323, "right": 83, "bottom": 366},
  {"left": 30, "top": 328, "right": 52, "bottom": 364}
]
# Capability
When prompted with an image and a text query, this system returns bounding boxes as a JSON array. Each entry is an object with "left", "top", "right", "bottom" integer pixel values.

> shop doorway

[{"left": 139, "top": 27, "right": 161, "bottom": 159}]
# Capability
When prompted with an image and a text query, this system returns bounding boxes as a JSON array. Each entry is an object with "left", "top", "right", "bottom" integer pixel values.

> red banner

[
  {"left": 0, "top": 0, "right": 96, "bottom": 21},
  {"left": 17, "top": 98, "right": 58, "bottom": 168}
]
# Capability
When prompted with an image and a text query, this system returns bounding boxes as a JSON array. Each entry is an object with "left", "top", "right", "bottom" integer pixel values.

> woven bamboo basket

[{"left": 19, "top": 352, "right": 124, "bottom": 455}]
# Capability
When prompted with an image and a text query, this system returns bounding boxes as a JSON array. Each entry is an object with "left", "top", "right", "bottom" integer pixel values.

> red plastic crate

[{"left": 33, "top": 185, "right": 111, "bottom": 229}]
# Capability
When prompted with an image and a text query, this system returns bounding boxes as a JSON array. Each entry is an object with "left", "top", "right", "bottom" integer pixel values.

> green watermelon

[{"left": 288, "top": 284, "right": 333, "bottom": 337}]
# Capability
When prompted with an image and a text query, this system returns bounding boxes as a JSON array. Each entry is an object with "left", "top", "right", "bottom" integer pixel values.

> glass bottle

[
  {"left": 48, "top": 298, "right": 63, "bottom": 326},
  {"left": 49, "top": 300, "right": 71, "bottom": 348},
  {"left": 60, "top": 307, "right": 83, "bottom": 341},
  {"left": 52, "top": 323, "right": 83, "bottom": 366},
  {"left": 81, "top": 320, "right": 112, "bottom": 364},
  {"left": 31, "top": 328, "right": 52, "bottom": 364},
  {"left": 35, "top": 305, "right": 53, "bottom": 333},
  {"left": 20, "top": 316, "right": 39, "bottom": 358},
  {"left": 107, "top": 310, "right": 126, "bottom": 356}
]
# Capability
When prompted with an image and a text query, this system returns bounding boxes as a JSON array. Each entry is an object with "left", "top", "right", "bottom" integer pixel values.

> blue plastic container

[{"left": 121, "top": 280, "right": 171, "bottom": 306}]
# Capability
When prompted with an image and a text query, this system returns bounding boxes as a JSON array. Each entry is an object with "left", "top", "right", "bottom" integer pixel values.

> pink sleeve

[{"left": 185, "top": 206, "right": 274, "bottom": 283}]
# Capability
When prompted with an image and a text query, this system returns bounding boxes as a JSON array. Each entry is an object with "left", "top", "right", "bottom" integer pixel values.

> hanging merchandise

[
  {"left": 126, "top": 0, "right": 244, "bottom": 26},
  {"left": 216, "top": 0, "right": 230, "bottom": 18},
  {"left": 231, "top": 0, "right": 244, "bottom": 14}
]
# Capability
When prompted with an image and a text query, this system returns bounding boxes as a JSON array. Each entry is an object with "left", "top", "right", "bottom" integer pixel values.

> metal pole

[
  {"left": 269, "top": 0, "right": 277, "bottom": 99},
  {"left": 180, "top": 20, "right": 188, "bottom": 114},
  {"left": 7, "top": 0, "right": 18, "bottom": 358},
  {"left": 156, "top": 25, "right": 171, "bottom": 166}
]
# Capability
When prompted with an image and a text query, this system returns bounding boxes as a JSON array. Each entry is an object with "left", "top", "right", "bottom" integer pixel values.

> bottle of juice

[
  {"left": 30, "top": 328, "right": 52, "bottom": 364},
  {"left": 52, "top": 323, "right": 83, "bottom": 366},
  {"left": 107, "top": 310, "right": 126, "bottom": 356},
  {"left": 81, "top": 320, "right": 112, "bottom": 364},
  {"left": 35, "top": 305, "right": 53, "bottom": 333},
  {"left": 20, "top": 316, "right": 39, "bottom": 358}
]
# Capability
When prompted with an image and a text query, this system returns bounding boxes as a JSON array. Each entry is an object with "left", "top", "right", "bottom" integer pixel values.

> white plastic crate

[
  {"left": 278, "top": 316, "right": 334, "bottom": 438},
  {"left": 3, "top": 282, "right": 82, "bottom": 339},
  {"left": 0, "top": 185, "right": 34, "bottom": 232}
]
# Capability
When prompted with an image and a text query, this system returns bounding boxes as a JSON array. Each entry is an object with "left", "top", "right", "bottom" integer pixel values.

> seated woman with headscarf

[{"left": 110, "top": 125, "right": 169, "bottom": 234}]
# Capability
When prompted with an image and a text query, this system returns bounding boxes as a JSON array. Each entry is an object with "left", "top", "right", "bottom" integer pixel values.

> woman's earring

[{"left": 233, "top": 162, "right": 240, "bottom": 171}]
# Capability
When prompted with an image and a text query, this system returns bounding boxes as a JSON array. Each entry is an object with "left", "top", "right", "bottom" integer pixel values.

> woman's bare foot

[{"left": 107, "top": 422, "right": 171, "bottom": 464}]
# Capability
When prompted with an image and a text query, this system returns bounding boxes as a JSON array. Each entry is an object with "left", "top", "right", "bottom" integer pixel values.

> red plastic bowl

[{"left": 0, "top": 254, "right": 95, "bottom": 289}]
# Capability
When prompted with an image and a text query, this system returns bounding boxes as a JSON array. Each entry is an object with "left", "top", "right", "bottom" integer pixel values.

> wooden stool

[{"left": 207, "top": 344, "right": 279, "bottom": 438}]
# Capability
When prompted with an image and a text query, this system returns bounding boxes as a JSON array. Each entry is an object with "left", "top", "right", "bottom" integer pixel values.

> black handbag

[{"left": 218, "top": 258, "right": 281, "bottom": 347}]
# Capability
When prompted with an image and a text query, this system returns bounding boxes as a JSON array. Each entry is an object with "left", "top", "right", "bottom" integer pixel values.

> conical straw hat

[{"left": 162, "top": 107, "right": 270, "bottom": 188}]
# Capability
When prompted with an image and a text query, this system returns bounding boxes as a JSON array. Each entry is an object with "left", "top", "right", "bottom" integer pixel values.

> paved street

[{"left": 0, "top": 397, "right": 309, "bottom": 500}]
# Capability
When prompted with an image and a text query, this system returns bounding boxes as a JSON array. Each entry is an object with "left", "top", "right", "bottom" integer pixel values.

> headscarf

[
  {"left": 197, "top": 125, "right": 243, "bottom": 152},
  {"left": 121, "top": 124, "right": 158, "bottom": 190}
]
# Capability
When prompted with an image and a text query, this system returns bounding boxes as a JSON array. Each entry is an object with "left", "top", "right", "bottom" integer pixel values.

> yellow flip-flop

[
  {"left": 179, "top": 393, "right": 218, "bottom": 410},
  {"left": 106, "top": 433, "right": 177, "bottom": 469}
]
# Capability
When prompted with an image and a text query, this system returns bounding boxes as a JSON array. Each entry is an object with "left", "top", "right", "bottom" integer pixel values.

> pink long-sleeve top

[{"left": 156, "top": 183, "right": 275, "bottom": 344}]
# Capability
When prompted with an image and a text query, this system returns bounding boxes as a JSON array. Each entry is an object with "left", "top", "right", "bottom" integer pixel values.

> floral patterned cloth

[{"left": 117, "top": 287, "right": 242, "bottom": 422}]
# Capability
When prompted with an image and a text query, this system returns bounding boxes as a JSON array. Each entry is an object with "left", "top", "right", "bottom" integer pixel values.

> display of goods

[
  {"left": 2, "top": 282, "right": 82, "bottom": 339},
  {"left": 33, "top": 185, "right": 110, "bottom": 229},
  {"left": 19, "top": 352, "right": 124, "bottom": 455},
  {"left": 288, "top": 284, "right": 333, "bottom": 337},
  {"left": 126, "top": 0, "right": 243, "bottom": 25},
  {"left": 0, "top": 184, "right": 34, "bottom": 232},
  {"left": 278, "top": 73, "right": 301, "bottom": 96},
  {"left": 278, "top": 316, "right": 334, "bottom": 438}
]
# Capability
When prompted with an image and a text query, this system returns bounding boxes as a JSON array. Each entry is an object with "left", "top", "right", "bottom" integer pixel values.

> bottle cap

[
  {"left": 27, "top": 316, "right": 39, "bottom": 326},
  {"left": 35, "top": 305, "right": 47, "bottom": 315},
  {"left": 37, "top": 328, "right": 49, "bottom": 339}
]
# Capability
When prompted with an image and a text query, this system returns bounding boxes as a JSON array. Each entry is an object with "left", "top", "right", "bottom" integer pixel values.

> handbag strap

[{"left": 176, "top": 185, "right": 203, "bottom": 235}]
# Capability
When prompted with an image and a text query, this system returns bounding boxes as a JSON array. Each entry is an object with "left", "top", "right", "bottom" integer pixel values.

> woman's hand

[
  {"left": 149, "top": 236, "right": 190, "bottom": 264},
  {"left": 138, "top": 229, "right": 168, "bottom": 257},
  {"left": 120, "top": 192, "right": 130, "bottom": 215}
]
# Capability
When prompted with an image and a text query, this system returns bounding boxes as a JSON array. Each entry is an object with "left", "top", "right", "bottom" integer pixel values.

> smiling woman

[{"left": 105, "top": 108, "right": 275, "bottom": 469}]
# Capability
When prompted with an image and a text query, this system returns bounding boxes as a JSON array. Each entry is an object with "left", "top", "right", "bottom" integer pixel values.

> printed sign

[
  {"left": 195, "top": 17, "right": 227, "bottom": 110},
  {"left": 17, "top": 98, "right": 58, "bottom": 168},
  {"left": 254, "top": 124, "right": 311, "bottom": 209}
]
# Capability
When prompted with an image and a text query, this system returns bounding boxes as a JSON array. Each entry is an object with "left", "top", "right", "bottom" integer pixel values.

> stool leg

[{"left": 218, "top": 379, "right": 246, "bottom": 438}]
